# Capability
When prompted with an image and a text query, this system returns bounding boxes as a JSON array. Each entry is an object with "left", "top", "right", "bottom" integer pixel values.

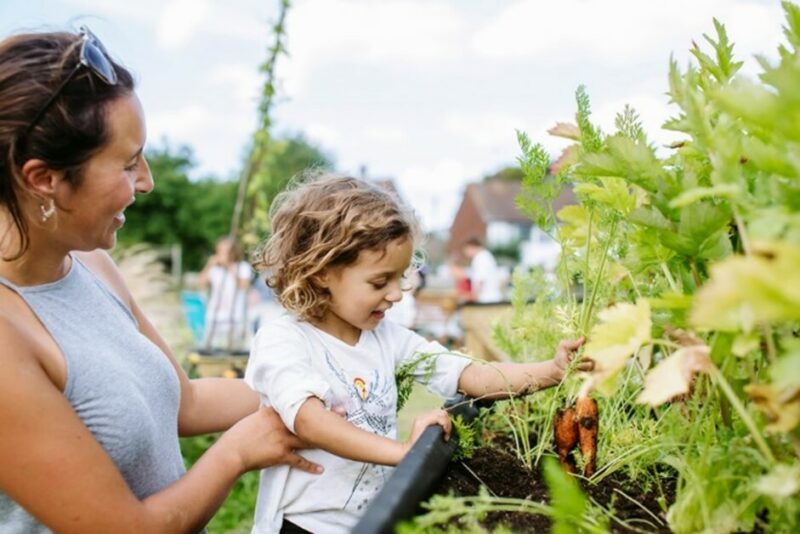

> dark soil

[{"left": 432, "top": 439, "right": 676, "bottom": 533}]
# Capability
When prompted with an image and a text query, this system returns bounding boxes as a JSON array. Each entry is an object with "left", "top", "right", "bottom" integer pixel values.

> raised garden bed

[{"left": 429, "top": 439, "right": 676, "bottom": 533}]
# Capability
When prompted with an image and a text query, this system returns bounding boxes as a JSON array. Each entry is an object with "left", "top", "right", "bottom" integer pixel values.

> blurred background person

[
  {"left": 198, "top": 236, "right": 252, "bottom": 350},
  {"left": 462, "top": 236, "right": 502, "bottom": 303}
]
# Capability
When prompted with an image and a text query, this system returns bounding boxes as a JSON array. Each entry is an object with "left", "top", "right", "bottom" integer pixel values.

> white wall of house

[
  {"left": 520, "top": 226, "right": 561, "bottom": 270},
  {"left": 486, "top": 221, "right": 524, "bottom": 246}
]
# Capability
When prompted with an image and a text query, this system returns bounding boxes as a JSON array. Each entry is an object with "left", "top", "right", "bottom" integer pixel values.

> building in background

[{"left": 448, "top": 178, "right": 575, "bottom": 270}]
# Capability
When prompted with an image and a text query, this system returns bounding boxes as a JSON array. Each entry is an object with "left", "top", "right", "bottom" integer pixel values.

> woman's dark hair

[{"left": 0, "top": 30, "right": 135, "bottom": 258}]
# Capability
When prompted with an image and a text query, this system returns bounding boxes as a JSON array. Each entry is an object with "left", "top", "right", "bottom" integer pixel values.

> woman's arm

[
  {"left": 0, "top": 319, "right": 320, "bottom": 534},
  {"left": 76, "top": 250, "right": 257, "bottom": 435},
  {"left": 457, "top": 338, "right": 588, "bottom": 399},
  {"left": 293, "top": 398, "right": 451, "bottom": 466}
]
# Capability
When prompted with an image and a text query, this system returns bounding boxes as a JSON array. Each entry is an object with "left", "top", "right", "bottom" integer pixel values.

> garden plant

[{"left": 407, "top": 4, "right": 800, "bottom": 532}]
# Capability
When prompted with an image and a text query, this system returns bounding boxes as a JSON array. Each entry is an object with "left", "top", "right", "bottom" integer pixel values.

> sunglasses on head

[{"left": 25, "top": 26, "right": 118, "bottom": 134}]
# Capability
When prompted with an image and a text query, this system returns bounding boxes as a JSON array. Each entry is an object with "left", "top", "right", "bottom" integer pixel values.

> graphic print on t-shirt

[{"left": 322, "top": 350, "right": 394, "bottom": 510}]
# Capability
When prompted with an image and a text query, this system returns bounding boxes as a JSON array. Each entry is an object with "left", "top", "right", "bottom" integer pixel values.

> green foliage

[
  {"left": 241, "top": 133, "right": 333, "bottom": 247},
  {"left": 487, "top": 237, "right": 522, "bottom": 263},
  {"left": 451, "top": 415, "right": 478, "bottom": 461},
  {"left": 515, "top": 130, "right": 562, "bottom": 232},
  {"left": 120, "top": 134, "right": 330, "bottom": 271},
  {"left": 575, "top": 85, "right": 603, "bottom": 153},
  {"left": 119, "top": 143, "right": 238, "bottom": 271},
  {"left": 395, "top": 352, "right": 439, "bottom": 411},
  {"left": 473, "top": 6, "right": 800, "bottom": 533},
  {"left": 181, "top": 435, "right": 258, "bottom": 532},
  {"left": 543, "top": 457, "right": 608, "bottom": 534}
]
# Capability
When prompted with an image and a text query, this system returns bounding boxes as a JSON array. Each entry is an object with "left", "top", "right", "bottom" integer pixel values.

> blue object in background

[{"left": 180, "top": 291, "right": 206, "bottom": 344}]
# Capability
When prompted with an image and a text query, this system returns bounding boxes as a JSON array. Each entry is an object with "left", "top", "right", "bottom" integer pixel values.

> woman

[{"left": 0, "top": 28, "right": 321, "bottom": 533}]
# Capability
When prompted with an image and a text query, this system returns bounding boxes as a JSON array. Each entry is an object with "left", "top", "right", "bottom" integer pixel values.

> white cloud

[
  {"left": 305, "top": 122, "right": 345, "bottom": 148},
  {"left": 593, "top": 93, "right": 680, "bottom": 147},
  {"left": 280, "top": 0, "right": 467, "bottom": 95},
  {"left": 209, "top": 63, "right": 262, "bottom": 106},
  {"left": 364, "top": 126, "right": 408, "bottom": 144},
  {"left": 146, "top": 105, "right": 253, "bottom": 177},
  {"left": 444, "top": 112, "right": 523, "bottom": 151},
  {"left": 156, "top": 0, "right": 210, "bottom": 49},
  {"left": 473, "top": 0, "right": 783, "bottom": 67},
  {"left": 147, "top": 105, "right": 213, "bottom": 140},
  {"left": 59, "top": 0, "right": 159, "bottom": 23}
]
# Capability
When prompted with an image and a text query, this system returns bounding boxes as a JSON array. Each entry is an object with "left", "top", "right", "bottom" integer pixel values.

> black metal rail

[{"left": 352, "top": 396, "right": 486, "bottom": 534}]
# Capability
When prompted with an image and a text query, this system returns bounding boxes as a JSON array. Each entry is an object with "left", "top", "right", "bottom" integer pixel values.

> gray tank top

[{"left": 0, "top": 256, "right": 185, "bottom": 533}]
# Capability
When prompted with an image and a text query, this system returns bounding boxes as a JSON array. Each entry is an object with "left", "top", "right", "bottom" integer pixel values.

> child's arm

[
  {"left": 294, "top": 398, "right": 451, "bottom": 466},
  {"left": 457, "top": 338, "right": 589, "bottom": 399}
]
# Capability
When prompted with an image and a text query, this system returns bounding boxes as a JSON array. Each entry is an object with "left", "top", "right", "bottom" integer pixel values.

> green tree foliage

[
  {"left": 119, "top": 135, "right": 331, "bottom": 271},
  {"left": 118, "top": 143, "right": 237, "bottom": 271},
  {"left": 242, "top": 133, "right": 333, "bottom": 246}
]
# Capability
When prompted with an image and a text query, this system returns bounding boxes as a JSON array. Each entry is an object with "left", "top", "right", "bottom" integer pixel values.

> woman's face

[{"left": 52, "top": 93, "right": 153, "bottom": 251}]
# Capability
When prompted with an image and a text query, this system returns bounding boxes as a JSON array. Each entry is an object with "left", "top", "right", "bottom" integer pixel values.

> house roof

[
  {"left": 465, "top": 178, "right": 576, "bottom": 224},
  {"left": 466, "top": 180, "right": 530, "bottom": 224}
]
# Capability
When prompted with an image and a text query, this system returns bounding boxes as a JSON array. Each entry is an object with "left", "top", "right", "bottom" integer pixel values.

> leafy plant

[{"left": 419, "top": 4, "right": 800, "bottom": 532}]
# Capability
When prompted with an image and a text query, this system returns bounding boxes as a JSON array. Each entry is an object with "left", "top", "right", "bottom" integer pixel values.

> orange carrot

[
  {"left": 553, "top": 407, "right": 579, "bottom": 473},
  {"left": 576, "top": 397, "right": 599, "bottom": 477}
]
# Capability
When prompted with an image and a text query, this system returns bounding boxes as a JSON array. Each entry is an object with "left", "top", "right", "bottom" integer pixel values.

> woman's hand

[
  {"left": 218, "top": 406, "right": 323, "bottom": 475},
  {"left": 401, "top": 408, "right": 452, "bottom": 456},
  {"left": 552, "top": 337, "right": 591, "bottom": 380}
]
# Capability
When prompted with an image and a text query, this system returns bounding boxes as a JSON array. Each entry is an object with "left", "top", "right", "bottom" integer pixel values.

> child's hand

[
  {"left": 552, "top": 337, "right": 591, "bottom": 379},
  {"left": 402, "top": 409, "right": 452, "bottom": 455}
]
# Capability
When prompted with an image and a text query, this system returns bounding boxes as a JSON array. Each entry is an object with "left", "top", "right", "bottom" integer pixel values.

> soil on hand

[{"left": 433, "top": 440, "right": 676, "bottom": 533}]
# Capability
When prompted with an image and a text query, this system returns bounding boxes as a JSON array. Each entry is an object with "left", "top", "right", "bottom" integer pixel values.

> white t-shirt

[
  {"left": 205, "top": 262, "right": 252, "bottom": 325},
  {"left": 244, "top": 314, "right": 471, "bottom": 534},
  {"left": 470, "top": 249, "right": 502, "bottom": 302}
]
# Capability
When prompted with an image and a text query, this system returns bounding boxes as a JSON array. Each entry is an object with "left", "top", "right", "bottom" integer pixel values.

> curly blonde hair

[{"left": 254, "top": 172, "right": 421, "bottom": 321}]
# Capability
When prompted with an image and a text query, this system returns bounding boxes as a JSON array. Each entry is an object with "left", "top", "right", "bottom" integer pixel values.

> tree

[
  {"left": 242, "top": 133, "right": 333, "bottom": 245},
  {"left": 118, "top": 143, "right": 237, "bottom": 271},
  {"left": 118, "top": 137, "right": 331, "bottom": 271}
]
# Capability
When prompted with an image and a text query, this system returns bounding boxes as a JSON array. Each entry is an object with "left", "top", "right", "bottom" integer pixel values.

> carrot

[
  {"left": 553, "top": 407, "right": 579, "bottom": 473},
  {"left": 576, "top": 396, "right": 598, "bottom": 477}
]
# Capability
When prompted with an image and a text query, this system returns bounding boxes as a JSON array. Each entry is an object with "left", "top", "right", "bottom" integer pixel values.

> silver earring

[{"left": 40, "top": 201, "right": 55, "bottom": 222}]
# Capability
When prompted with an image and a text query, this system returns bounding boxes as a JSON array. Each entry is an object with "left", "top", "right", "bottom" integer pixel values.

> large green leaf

[{"left": 691, "top": 242, "right": 800, "bottom": 331}]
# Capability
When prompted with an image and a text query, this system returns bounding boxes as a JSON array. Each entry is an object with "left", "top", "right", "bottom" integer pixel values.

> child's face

[{"left": 320, "top": 237, "right": 413, "bottom": 341}]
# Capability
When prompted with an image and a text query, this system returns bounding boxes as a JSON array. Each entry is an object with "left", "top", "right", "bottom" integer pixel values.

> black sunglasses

[{"left": 25, "top": 26, "right": 118, "bottom": 134}]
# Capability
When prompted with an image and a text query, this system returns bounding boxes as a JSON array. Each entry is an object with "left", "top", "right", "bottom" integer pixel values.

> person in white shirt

[
  {"left": 199, "top": 236, "right": 253, "bottom": 349},
  {"left": 462, "top": 236, "right": 503, "bottom": 303},
  {"left": 245, "top": 174, "right": 589, "bottom": 533}
]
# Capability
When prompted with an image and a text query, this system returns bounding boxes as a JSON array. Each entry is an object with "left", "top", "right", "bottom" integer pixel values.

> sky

[{"left": 0, "top": 0, "right": 788, "bottom": 231}]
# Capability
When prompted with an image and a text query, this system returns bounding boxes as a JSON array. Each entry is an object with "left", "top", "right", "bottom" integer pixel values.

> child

[{"left": 244, "top": 174, "right": 588, "bottom": 533}]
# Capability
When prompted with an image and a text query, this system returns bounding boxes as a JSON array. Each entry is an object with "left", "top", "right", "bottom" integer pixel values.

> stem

[
  {"left": 732, "top": 207, "right": 751, "bottom": 255},
  {"left": 581, "top": 218, "right": 618, "bottom": 334},
  {"left": 648, "top": 338, "right": 681, "bottom": 350},
  {"left": 761, "top": 324, "right": 777, "bottom": 364},
  {"left": 690, "top": 259, "right": 702, "bottom": 288},
  {"left": 230, "top": 0, "right": 291, "bottom": 239},
  {"left": 660, "top": 262, "right": 679, "bottom": 292},
  {"left": 710, "top": 367, "right": 775, "bottom": 463},
  {"left": 580, "top": 209, "right": 595, "bottom": 315}
]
